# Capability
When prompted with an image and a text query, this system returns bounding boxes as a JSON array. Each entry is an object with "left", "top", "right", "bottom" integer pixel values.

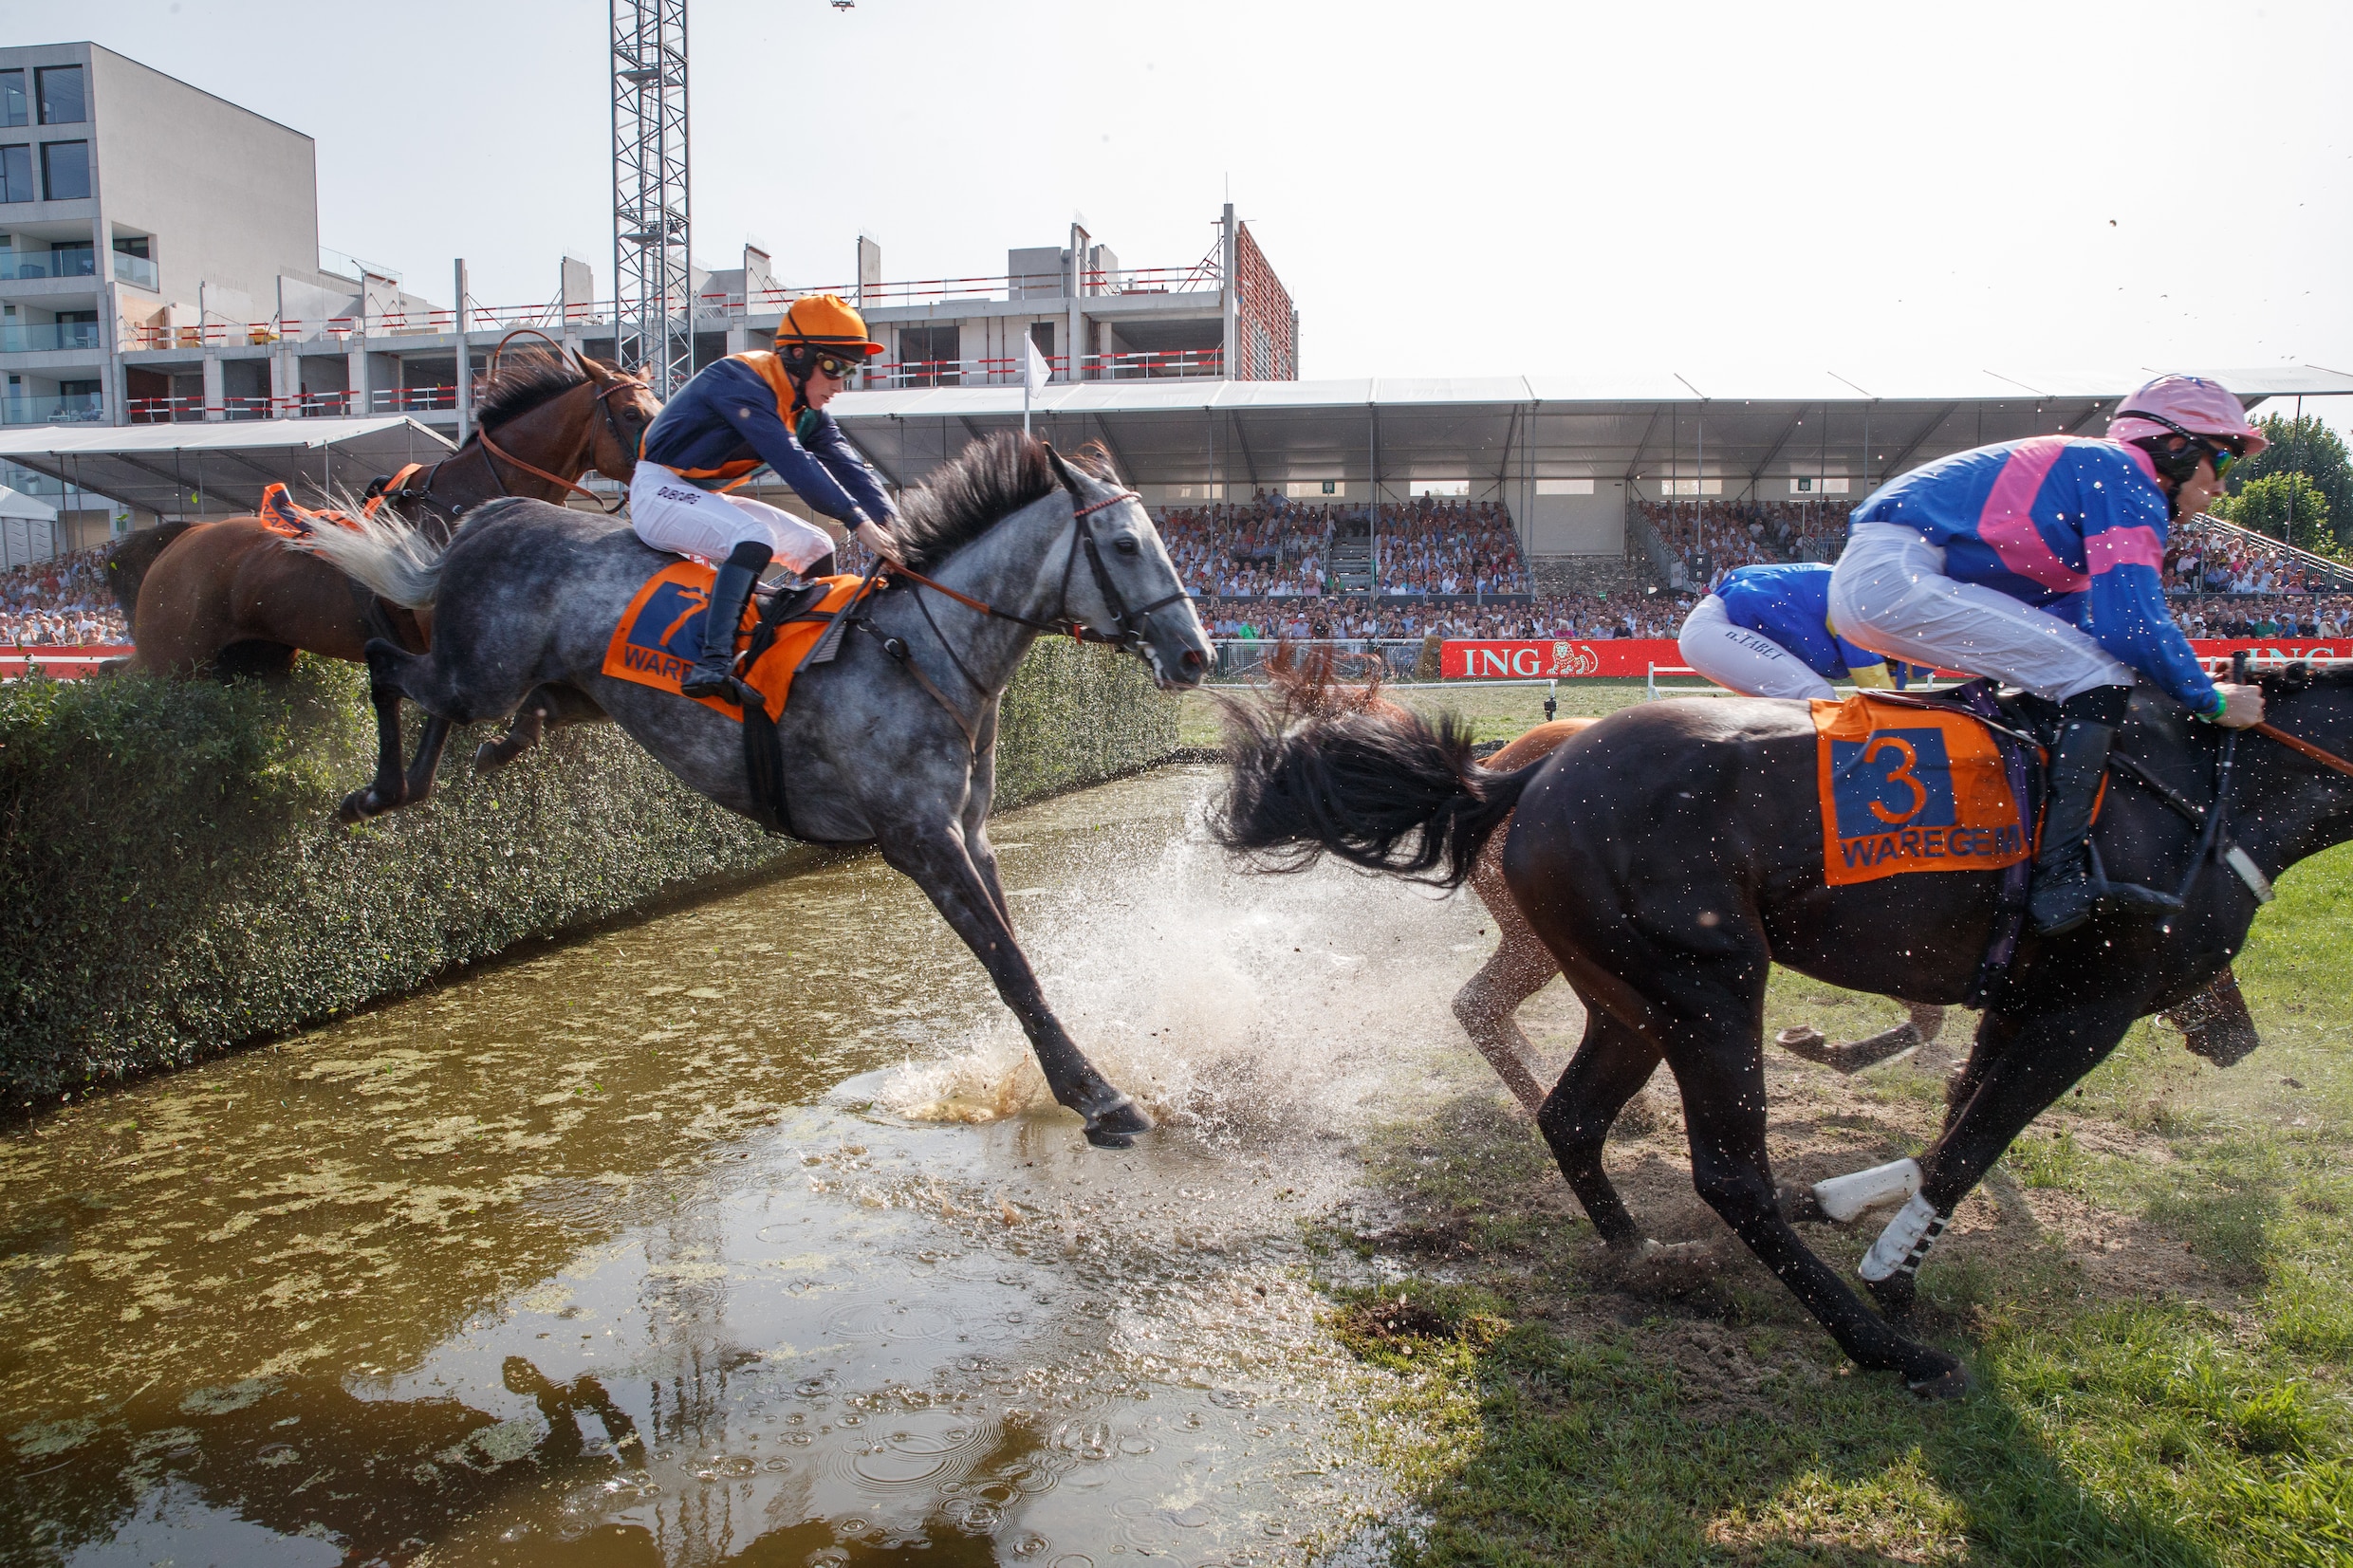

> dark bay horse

[
  {"left": 1216, "top": 669, "right": 2353, "bottom": 1393},
  {"left": 293, "top": 434, "right": 1213, "bottom": 1148},
  {"left": 1249, "top": 655, "right": 1942, "bottom": 1111},
  {"left": 104, "top": 350, "right": 658, "bottom": 805},
  {"left": 108, "top": 351, "right": 656, "bottom": 674}
]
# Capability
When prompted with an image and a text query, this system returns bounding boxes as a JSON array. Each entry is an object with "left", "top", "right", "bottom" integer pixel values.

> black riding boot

[
  {"left": 680, "top": 541, "right": 770, "bottom": 703},
  {"left": 2028, "top": 684, "right": 2177, "bottom": 935}
]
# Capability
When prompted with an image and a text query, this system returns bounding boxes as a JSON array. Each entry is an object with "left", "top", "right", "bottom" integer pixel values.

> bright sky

[{"left": 38, "top": 0, "right": 2353, "bottom": 422}]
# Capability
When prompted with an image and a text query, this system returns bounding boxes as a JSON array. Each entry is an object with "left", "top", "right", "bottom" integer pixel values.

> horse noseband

[{"left": 1062, "top": 489, "right": 1188, "bottom": 652}]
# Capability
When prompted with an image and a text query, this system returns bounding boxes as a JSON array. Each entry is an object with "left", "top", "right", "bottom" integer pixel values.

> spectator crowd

[
  {"left": 1642, "top": 498, "right": 1858, "bottom": 589},
  {"left": 0, "top": 494, "right": 2346, "bottom": 662},
  {"left": 1158, "top": 490, "right": 1529, "bottom": 600},
  {"left": 1, "top": 548, "right": 128, "bottom": 646},
  {"left": 1199, "top": 588, "right": 1686, "bottom": 644}
]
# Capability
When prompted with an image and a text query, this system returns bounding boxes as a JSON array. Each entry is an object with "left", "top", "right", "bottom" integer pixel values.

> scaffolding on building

[{"left": 610, "top": 0, "right": 692, "bottom": 397}]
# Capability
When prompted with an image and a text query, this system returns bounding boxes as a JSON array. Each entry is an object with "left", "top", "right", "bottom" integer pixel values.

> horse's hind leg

[
  {"left": 401, "top": 716, "right": 454, "bottom": 805},
  {"left": 877, "top": 821, "right": 1149, "bottom": 1149},
  {"left": 1454, "top": 867, "right": 1561, "bottom": 1112},
  {"left": 1535, "top": 1004, "right": 1663, "bottom": 1247},
  {"left": 475, "top": 684, "right": 603, "bottom": 776},
  {"left": 339, "top": 651, "right": 413, "bottom": 823}
]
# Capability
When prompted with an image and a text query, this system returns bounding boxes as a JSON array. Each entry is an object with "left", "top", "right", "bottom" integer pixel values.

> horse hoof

[
  {"left": 472, "top": 742, "right": 512, "bottom": 777},
  {"left": 1083, "top": 1098, "right": 1153, "bottom": 1148},
  {"left": 1866, "top": 1272, "right": 1918, "bottom": 1321},
  {"left": 1905, "top": 1358, "right": 1973, "bottom": 1400},
  {"left": 337, "top": 788, "right": 386, "bottom": 824}
]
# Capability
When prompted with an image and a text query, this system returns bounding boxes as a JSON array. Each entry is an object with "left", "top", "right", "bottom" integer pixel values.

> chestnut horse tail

[
  {"left": 283, "top": 507, "right": 446, "bottom": 610},
  {"left": 1214, "top": 700, "right": 1543, "bottom": 888},
  {"left": 103, "top": 521, "right": 198, "bottom": 636}
]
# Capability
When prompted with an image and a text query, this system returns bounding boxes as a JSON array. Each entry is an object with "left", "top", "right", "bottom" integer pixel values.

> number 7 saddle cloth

[
  {"left": 602, "top": 560, "right": 868, "bottom": 720},
  {"left": 1811, "top": 692, "right": 2033, "bottom": 886}
]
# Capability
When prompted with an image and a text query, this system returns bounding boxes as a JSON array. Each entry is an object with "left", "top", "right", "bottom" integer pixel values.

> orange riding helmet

[{"left": 778, "top": 293, "right": 884, "bottom": 360}]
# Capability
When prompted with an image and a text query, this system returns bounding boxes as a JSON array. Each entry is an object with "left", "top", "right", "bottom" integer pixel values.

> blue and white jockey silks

[
  {"left": 629, "top": 352, "right": 895, "bottom": 570},
  {"left": 1679, "top": 563, "right": 1891, "bottom": 701},
  {"left": 1827, "top": 436, "right": 2222, "bottom": 718}
]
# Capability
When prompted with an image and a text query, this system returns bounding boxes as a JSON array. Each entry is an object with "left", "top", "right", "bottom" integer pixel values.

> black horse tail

[
  {"left": 103, "top": 521, "right": 197, "bottom": 636},
  {"left": 1214, "top": 698, "right": 1541, "bottom": 888}
]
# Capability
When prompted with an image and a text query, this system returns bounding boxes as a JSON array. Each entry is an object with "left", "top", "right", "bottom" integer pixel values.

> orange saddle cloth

[
  {"left": 1811, "top": 692, "right": 2031, "bottom": 886},
  {"left": 256, "top": 482, "right": 361, "bottom": 540},
  {"left": 602, "top": 561, "right": 868, "bottom": 720}
]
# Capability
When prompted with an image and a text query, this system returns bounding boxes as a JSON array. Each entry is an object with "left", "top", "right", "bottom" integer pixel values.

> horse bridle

[
  {"left": 382, "top": 334, "right": 654, "bottom": 521},
  {"left": 889, "top": 487, "right": 1189, "bottom": 651},
  {"left": 475, "top": 374, "right": 651, "bottom": 513},
  {"left": 856, "top": 485, "right": 1189, "bottom": 741}
]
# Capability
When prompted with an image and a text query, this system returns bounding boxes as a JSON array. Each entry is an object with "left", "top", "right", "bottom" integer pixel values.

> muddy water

[{"left": 2, "top": 767, "right": 1500, "bottom": 1566}]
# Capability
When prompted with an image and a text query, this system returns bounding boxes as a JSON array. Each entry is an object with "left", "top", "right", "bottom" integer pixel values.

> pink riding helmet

[{"left": 2108, "top": 373, "right": 2270, "bottom": 455}]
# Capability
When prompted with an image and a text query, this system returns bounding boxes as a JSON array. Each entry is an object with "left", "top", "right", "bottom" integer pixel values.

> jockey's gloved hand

[
  {"left": 2208, "top": 682, "right": 2266, "bottom": 729},
  {"left": 854, "top": 517, "right": 904, "bottom": 565}
]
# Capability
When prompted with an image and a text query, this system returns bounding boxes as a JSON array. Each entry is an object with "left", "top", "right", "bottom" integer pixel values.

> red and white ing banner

[{"left": 1441, "top": 638, "right": 2353, "bottom": 682}]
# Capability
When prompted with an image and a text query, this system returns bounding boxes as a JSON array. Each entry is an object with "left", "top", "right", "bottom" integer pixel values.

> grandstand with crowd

[{"left": 6, "top": 416, "right": 2347, "bottom": 655}]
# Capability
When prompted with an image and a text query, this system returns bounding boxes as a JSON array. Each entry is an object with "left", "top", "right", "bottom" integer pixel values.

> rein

[
  {"left": 884, "top": 489, "right": 1183, "bottom": 645},
  {"left": 858, "top": 484, "right": 1187, "bottom": 743},
  {"left": 2253, "top": 720, "right": 2353, "bottom": 780}
]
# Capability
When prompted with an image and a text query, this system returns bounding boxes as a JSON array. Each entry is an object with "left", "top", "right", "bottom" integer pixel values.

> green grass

[{"left": 1325, "top": 844, "right": 2353, "bottom": 1565}]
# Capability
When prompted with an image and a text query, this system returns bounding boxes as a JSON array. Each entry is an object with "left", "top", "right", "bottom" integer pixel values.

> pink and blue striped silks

[{"left": 1848, "top": 436, "right": 2216, "bottom": 713}]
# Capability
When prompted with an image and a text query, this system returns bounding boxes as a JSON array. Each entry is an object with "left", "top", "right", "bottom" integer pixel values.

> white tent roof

[
  {"left": 0, "top": 485, "right": 58, "bottom": 522},
  {"left": 0, "top": 416, "right": 455, "bottom": 517},
  {"left": 830, "top": 365, "right": 2353, "bottom": 492}
]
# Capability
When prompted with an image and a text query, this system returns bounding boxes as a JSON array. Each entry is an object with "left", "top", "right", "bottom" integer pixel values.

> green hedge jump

[{"left": 0, "top": 641, "right": 1178, "bottom": 1100}]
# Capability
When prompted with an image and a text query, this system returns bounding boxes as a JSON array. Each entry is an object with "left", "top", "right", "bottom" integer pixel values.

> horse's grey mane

[
  {"left": 472, "top": 350, "right": 586, "bottom": 432},
  {"left": 892, "top": 433, "right": 1111, "bottom": 573}
]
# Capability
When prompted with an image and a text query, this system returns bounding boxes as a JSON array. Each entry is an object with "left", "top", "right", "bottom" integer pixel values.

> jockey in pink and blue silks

[{"left": 1828, "top": 374, "right": 2270, "bottom": 936}]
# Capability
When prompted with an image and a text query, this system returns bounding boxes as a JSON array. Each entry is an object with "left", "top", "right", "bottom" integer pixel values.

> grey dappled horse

[{"left": 294, "top": 435, "right": 1212, "bottom": 1148}]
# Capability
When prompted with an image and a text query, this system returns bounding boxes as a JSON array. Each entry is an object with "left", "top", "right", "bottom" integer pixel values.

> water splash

[{"left": 874, "top": 786, "right": 1488, "bottom": 1142}]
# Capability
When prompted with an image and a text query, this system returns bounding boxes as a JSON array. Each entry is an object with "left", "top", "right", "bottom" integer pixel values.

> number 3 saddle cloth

[{"left": 1812, "top": 692, "right": 2033, "bottom": 886}]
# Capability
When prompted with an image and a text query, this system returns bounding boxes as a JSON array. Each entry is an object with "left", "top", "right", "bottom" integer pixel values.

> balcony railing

[
  {"left": 0, "top": 249, "right": 96, "bottom": 281},
  {"left": 0, "top": 321, "right": 101, "bottom": 353},
  {"left": 3, "top": 392, "right": 103, "bottom": 424},
  {"left": 869, "top": 348, "right": 1224, "bottom": 388},
  {"left": 108, "top": 245, "right": 1231, "bottom": 351},
  {"left": 113, "top": 251, "right": 157, "bottom": 290}
]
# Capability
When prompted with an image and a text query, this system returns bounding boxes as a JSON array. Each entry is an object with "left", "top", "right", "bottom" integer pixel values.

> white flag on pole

[{"left": 1025, "top": 335, "right": 1052, "bottom": 394}]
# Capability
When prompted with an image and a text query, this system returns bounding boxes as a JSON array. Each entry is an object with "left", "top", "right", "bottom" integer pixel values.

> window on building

[
  {"left": 0, "top": 146, "right": 28, "bottom": 203},
  {"left": 896, "top": 323, "right": 960, "bottom": 387},
  {"left": 48, "top": 241, "right": 94, "bottom": 276},
  {"left": 1028, "top": 322, "right": 1054, "bottom": 360},
  {"left": 35, "top": 66, "right": 83, "bottom": 126},
  {"left": 40, "top": 141, "right": 88, "bottom": 201},
  {"left": 0, "top": 72, "right": 25, "bottom": 128}
]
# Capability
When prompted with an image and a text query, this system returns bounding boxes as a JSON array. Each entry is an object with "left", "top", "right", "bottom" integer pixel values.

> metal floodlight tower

[{"left": 611, "top": 0, "right": 692, "bottom": 397}]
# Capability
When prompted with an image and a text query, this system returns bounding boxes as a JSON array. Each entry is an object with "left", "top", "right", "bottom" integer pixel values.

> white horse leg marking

[
  {"left": 1811, "top": 1156, "right": 1922, "bottom": 1224},
  {"left": 1858, "top": 1192, "right": 1950, "bottom": 1282}
]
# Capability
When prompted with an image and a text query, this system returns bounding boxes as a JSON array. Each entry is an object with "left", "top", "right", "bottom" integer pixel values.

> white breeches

[
  {"left": 1677, "top": 592, "right": 1836, "bottom": 701},
  {"left": 627, "top": 461, "right": 836, "bottom": 571},
  {"left": 1827, "top": 523, "right": 2134, "bottom": 702}
]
